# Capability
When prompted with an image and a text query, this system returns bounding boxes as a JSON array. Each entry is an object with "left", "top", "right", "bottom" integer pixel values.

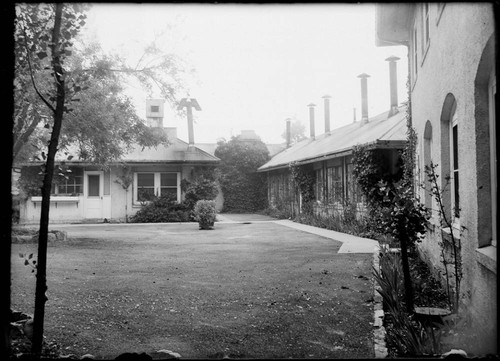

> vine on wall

[{"left": 289, "top": 162, "right": 315, "bottom": 214}]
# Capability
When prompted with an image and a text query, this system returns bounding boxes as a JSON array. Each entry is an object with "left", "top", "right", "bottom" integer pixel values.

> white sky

[{"left": 84, "top": 3, "right": 408, "bottom": 144}]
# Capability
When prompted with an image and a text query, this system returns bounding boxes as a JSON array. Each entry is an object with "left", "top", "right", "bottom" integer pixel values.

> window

[
  {"left": 134, "top": 172, "right": 179, "bottom": 203},
  {"left": 150, "top": 105, "right": 159, "bottom": 113},
  {"left": 422, "top": 3, "right": 430, "bottom": 52},
  {"left": 450, "top": 104, "right": 460, "bottom": 219},
  {"left": 423, "top": 121, "right": 433, "bottom": 211},
  {"left": 489, "top": 71, "right": 497, "bottom": 246},
  {"left": 412, "top": 25, "right": 418, "bottom": 82},
  {"left": 346, "top": 163, "right": 362, "bottom": 204},
  {"left": 326, "top": 166, "right": 343, "bottom": 204},
  {"left": 53, "top": 171, "right": 83, "bottom": 195},
  {"left": 315, "top": 168, "right": 324, "bottom": 203},
  {"left": 436, "top": 3, "right": 446, "bottom": 25}
]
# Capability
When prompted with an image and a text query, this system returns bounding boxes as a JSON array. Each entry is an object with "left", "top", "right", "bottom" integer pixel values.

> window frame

[
  {"left": 449, "top": 103, "right": 460, "bottom": 222},
  {"left": 489, "top": 71, "right": 497, "bottom": 246},
  {"left": 133, "top": 172, "right": 180, "bottom": 204},
  {"left": 53, "top": 171, "right": 83, "bottom": 196}
]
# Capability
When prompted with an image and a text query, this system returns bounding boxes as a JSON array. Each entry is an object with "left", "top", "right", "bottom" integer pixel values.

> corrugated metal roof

[
  {"left": 20, "top": 137, "right": 220, "bottom": 166},
  {"left": 258, "top": 105, "right": 407, "bottom": 172}
]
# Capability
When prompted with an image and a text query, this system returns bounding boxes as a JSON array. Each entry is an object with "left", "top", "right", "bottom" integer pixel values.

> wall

[{"left": 409, "top": 3, "right": 496, "bottom": 354}]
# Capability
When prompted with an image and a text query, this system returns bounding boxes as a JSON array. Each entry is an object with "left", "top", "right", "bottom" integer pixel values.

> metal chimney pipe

[
  {"left": 357, "top": 73, "right": 370, "bottom": 124},
  {"left": 386, "top": 56, "right": 400, "bottom": 117},
  {"left": 285, "top": 118, "right": 291, "bottom": 148},
  {"left": 308, "top": 103, "right": 316, "bottom": 139},
  {"left": 322, "top": 95, "right": 331, "bottom": 134}
]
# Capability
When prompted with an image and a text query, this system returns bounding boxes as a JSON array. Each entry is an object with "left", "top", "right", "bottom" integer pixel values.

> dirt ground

[{"left": 11, "top": 222, "right": 375, "bottom": 359}]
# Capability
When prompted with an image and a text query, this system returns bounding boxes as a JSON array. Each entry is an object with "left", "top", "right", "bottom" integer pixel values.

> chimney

[
  {"left": 177, "top": 97, "right": 201, "bottom": 145},
  {"left": 386, "top": 56, "right": 400, "bottom": 117},
  {"left": 307, "top": 103, "right": 316, "bottom": 139},
  {"left": 285, "top": 118, "right": 291, "bottom": 148},
  {"left": 146, "top": 98, "right": 165, "bottom": 127},
  {"left": 357, "top": 73, "right": 370, "bottom": 124},
  {"left": 322, "top": 95, "right": 331, "bottom": 134}
]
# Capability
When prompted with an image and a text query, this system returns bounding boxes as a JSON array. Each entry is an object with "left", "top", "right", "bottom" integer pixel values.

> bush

[
  {"left": 182, "top": 176, "right": 218, "bottom": 210},
  {"left": 193, "top": 200, "right": 217, "bottom": 229},
  {"left": 130, "top": 194, "right": 192, "bottom": 223}
]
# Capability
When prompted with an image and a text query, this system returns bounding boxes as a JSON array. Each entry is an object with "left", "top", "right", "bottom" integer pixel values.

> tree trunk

[
  {"left": 31, "top": 4, "right": 65, "bottom": 356},
  {"left": 400, "top": 235, "right": 414, "bottom": 314}
]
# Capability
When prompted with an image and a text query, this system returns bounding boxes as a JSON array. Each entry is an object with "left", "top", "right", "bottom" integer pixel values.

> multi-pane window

[
  {"left": 346, "top": 163, "right": 362, "bottom": 204},
  {"left": 423, "top": 3, "right": 430, "bottom": 51},
  {"left": 489, "top": 71, "right": 497, "bottom": 246},
  {"left": 413, "top": 25, "right": 418, "bottom": 81},
  {"left": 327, "top": 166, "right": 343, "bottom": 204},
  {"left": 315, "top": 168, "right": 324, "bottom": 202},
  {"left": 134, "top": 172, "right": 179, "bottom": 203},
  {"left": 450, "top": 108, "right": 460, "bottom": 219},
  {"left": 53, "top": 170, "right": 83, "bottom": 195}
]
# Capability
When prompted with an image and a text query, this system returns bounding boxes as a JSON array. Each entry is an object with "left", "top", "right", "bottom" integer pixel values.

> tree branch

[{"left": 21, "top": 23, "right": 56, "bottom": 114}]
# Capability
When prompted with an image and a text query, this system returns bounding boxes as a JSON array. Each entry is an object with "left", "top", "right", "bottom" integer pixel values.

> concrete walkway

[{"left": 217, "top": 213, "right": 379, "bottom": 254}]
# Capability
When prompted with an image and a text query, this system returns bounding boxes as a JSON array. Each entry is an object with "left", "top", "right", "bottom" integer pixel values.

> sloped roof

[
  {"left": 19, "top": 133, "right": 219, "bottom": 166},
  {"left": 258, "top": 105, "right": 407, "bottom": 172}
]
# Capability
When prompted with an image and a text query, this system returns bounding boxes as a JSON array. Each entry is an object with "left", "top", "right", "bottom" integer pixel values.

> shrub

[
  {"left": 193, "top": 200, "right": 217, "bottom": 229},
  {"left": 182, "top": 176, "right": 218, "bottom": 210},
  {"left": 130, "top": 194, "right": 192, "bottom": 223}
]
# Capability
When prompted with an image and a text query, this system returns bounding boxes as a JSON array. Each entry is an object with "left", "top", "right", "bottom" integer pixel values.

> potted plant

[{"left": 194, "top": 200, "right": 217, "bottom": 230}]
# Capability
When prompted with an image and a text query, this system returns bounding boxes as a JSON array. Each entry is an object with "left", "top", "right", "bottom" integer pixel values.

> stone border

[{"left": 372, "top": 245, "right": 388, "bottom": 358}]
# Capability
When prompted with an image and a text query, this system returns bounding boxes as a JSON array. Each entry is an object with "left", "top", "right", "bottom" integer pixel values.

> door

[{"left": 84, "top": 171, "right": 103, "bottom": 219}]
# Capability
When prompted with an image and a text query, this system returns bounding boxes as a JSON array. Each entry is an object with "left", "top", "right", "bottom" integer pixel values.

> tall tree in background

[
  {"left": 281, "top": 118, "right": 306, "bottom": 145},
  {"left": 14, "top": 3, "right": 188, "bottom": 355},
  {"left": 215, "top": 136, "right": 270, "bottom": 212}
]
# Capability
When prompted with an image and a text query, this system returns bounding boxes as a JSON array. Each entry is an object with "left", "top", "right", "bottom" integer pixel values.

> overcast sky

[{"left": 84, "top": 3, "right": 408, "bottom": 145}]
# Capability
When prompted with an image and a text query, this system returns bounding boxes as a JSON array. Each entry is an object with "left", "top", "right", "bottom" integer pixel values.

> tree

[
  {"left": 281, "top": 118, "right": 306, "bottom": 145},
  {"left": 14, "top": 3, "right": 187, "bottom": 355},
  {"left": 215, "top": 136, "right": 270, "bottom": 212}
]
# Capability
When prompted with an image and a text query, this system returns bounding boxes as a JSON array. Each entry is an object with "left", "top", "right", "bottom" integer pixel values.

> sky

[{"left": 84, "top": 3, "right": 409, "bottom": 145}]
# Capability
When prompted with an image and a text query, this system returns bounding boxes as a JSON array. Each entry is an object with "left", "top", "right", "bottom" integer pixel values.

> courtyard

[{"left": 11, "top": 217, "right": 376, "bottom": 359}]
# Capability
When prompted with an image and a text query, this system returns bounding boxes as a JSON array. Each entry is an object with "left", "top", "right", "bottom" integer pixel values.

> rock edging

[{"left": 372, "top": 245, "right": 388, "bottom": 358}]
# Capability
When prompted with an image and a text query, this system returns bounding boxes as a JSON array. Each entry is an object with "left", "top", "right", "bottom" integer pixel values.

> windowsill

[
  {"left": 476, "top": 245, "right": 497, "bottom": 274},
  {"left": 31, "top": 196, "right": 80, "bottom": 202},
  {"left": 441, "top": 224, "right": 461, "bottom": 240}
]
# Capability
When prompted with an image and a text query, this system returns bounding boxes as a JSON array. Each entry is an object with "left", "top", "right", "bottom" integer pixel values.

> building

[
  {"left": 16, "top": 99, "right": 220, "bottom": 223},
  {"left": 258, "top": 58, "right": 407, "bottom": 219},
  {"left": 376, "top": 3, "right": 496, "bottom": 354}
]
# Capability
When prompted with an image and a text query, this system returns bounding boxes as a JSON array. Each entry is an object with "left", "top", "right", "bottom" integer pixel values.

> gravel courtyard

[{"left": 11, "top": 221, "right": 375, "bottom": 359}]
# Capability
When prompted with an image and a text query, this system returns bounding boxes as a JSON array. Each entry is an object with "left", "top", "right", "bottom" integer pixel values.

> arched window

[
  {"left": 474, "top": 33, "right": 496, "bottom": 248},
  {"left": 423, "top": 120, "right": 433, "bottom": 210},
  {"left": 440, "top": 93, "right": 458, "bottom": 222}
]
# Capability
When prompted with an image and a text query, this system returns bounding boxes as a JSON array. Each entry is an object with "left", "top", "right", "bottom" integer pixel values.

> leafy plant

[
  {"left": 130, "top": 194, "right": 192, "bottom": 223},
  {"left": 19, "top": 252, "right": 38, "bottom": 274},
  {"left": 215, "top": 136, "right": 270, "bottom": 212},
  {"left": 114, "top": 165, "right": 133, "bottom": 222},
  {"left": 182, "top": 175, "right": 218, "bottom": 210},
  {"left": 423, "top": 162, "right": 463, "bottom": 312},
  {"left": 193, "top": 200, "right": 217, "bottom": 230}
]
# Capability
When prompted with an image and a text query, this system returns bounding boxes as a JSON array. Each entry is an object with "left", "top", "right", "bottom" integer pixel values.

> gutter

[{"left": 257, "top": 139, "right": 407, "bottom": 173}]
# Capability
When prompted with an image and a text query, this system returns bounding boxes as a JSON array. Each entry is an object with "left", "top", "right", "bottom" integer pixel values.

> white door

[{"left": 84, "top": 171, "right": 103, "bottom": 219}]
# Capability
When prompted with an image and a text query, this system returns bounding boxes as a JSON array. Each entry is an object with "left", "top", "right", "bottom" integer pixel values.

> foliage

[
  {"left": 351, "top": 146, "right": 397, "bottom": 209},
  {"left": 193, "top": 200, "right": 217, "bottom": 229},
  {"left": 289, "top": 163, "right": 315, "bottom": 214},
  {"left": 114, "top": 165, "right": 133, "bottom": 222},
  {"left": 182, "top": 174, "right": 218, "bottom": 210},
  {"left": 215, "top": 136, "right": 270, "bottom": 212},
  {"left": 424, "top": 162, "right": 463, "bottom": 312},
  {"left": 129, "top": 194, "right": 192, "bottom": 223},
  {"left": 281, "top": 118, "right": 306, "bottom": 145},
  {"left": 294, "top": 203, "right": 372, "bottom": 238},
  {"left": 374, "top": 247, "right": 443, "bottom": 357}
]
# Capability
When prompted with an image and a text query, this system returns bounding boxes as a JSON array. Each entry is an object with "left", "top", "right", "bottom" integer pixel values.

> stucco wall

[{"left": 410, "top": 3, "right": 496, "bottom": 354}]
